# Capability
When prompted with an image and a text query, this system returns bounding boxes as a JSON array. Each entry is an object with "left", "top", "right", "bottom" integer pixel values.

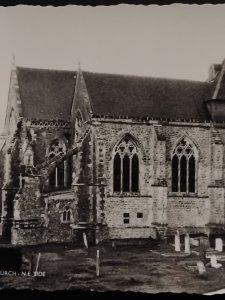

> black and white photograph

[{"left": 1, "top": 3, "right": 225, "bottom": 294}]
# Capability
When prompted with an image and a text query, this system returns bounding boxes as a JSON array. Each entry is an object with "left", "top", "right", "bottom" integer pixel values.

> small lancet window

[
  {"left": 172, "top": 138, "right": 196, "bottom": 193},
  {"left": 113, "top": 136, "right": 139, "bottom": 193},
  {"left": 62, "top": 209, "right": 72, "bottom": 223}
]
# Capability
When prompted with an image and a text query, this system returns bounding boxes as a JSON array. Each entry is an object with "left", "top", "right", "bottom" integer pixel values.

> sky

[{"left": 1, "top": 4, "right": 225, "bottom": 132}]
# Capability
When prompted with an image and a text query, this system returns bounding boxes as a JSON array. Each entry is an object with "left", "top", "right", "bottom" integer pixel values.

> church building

[{"left": 0, "top": 58, "right": 225, "bottom": 245}]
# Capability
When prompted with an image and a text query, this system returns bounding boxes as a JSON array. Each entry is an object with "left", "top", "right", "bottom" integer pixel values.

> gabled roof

[
  {"left": 16, "top": 67, "right": 76, "bottom": 120},
  {"left": 83, "top": 72, "right": 214, "bottom": 121},
  {"left": 15, "top": 66, "right": 215, "bottom": 122}
]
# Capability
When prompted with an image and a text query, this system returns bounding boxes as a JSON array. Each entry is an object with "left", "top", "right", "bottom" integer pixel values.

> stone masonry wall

[
  {"left": 43, "top": 191, "right": 78, "bottom": 243},
  {"left": 11, "top": 175, "right": 45, "bottom": 245},
  {"left": 12, "top": 116, "right": 225, "bottom": 243},
  {"left": 92, "top": 120, "right": 225, "bottom": 238},
  {"left": 105, "top": 196, "right": 154, "bottom": 239},
  {"left": 208, "top": 187, "right": 225, "bottom": 224},
  {"left": 167, "top": 196, "right": 210, "bottom": 227},
  {"left": 12, "top": 190, "right": 78, "bottom": 245}
]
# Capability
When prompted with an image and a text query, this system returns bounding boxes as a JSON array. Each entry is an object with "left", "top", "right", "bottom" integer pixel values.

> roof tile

[{"left": 17, "top": 67, "right": 76, "bottom": 120}]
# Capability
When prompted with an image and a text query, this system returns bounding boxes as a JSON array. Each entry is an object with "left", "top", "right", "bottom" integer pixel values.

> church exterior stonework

[{"left": 1, "top": 59, "right": 225, "bottom": 245}]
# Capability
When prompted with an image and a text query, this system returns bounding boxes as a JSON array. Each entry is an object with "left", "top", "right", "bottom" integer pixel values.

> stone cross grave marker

[{"left": 210, "top": 255, "right": 222, "bottom": 269}]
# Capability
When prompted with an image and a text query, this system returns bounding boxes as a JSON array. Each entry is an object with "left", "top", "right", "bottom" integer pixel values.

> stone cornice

[
  {"left": 26, "top": 119, "right": 71, "bottom": 129},
  {"left": 91, "top": 115, "right": 212, "bottom": 127}
]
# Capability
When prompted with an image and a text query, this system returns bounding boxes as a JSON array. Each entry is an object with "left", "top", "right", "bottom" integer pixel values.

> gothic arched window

[
  {"left": 172, "top": 138, "right": 197, "bottom": 193},
  {"left": 113, "top": 136, "right": 139, "bottom": 193},
  {"left": 49, "top": 140, "right": 65, "bottom": 188}
]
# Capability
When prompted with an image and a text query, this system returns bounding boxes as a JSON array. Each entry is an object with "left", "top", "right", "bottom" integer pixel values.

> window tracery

[
  {"left": 172, "top": 138, "right": 196, "bottom": 193},
  {"left": 48, "top": 140, "right": 66, "bottom": 188},
  {"left": 113, "top": 136, "right": 139, "bottom": 193}
]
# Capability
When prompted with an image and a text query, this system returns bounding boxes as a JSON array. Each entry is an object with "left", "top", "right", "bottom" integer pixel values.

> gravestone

[
  {"left": 199, "top": 236, "right": 206, "bottom": 261},
  {"left": 210, "top": 255, "right": 222, "bottom": 269},
  {"left": 215, "top": 238, "right": 223, "bottom": 252},
  {"left": 190, "top": 238, "right": 199, "bottom": 246},
  {"left": 197, "top": 261, "right": 206, "bottom": 275},
  {"left": 203, "top": 236, "right": 210, "bottom": 248},
  {"left": 83, "top": 232, "right": 88, "bottom": 248},
  {"left": 185, "top": 234, "right": 191, "bottom": 254},
  {"left": 175, "top": 231, "right": 181, "bottom": 252}
]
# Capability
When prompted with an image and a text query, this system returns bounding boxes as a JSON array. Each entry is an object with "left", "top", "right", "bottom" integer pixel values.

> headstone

[
  {"left": 19, "top": 173, "right": 23, "bottom": 188},
  {"left": 83, "top": 232, "right": 88, "bottom": 248},
  {"left": 210, "top": 255, "right": 222, "bottom": 269},
  {"left": 96, "top": 249, "right": 100, "bottom": 277},
  {"left": 190, "top": 238, "right": 199, "bottom": 246},
  {"left": 211, "top": 255, "right": 217, "bottom": 267},
  {"left": 175, "top": 231, "right": 181, "bottom": 252},
  {"left": 199, "top": 237, "right": 206, "bottom": 260},
  {"left": 203, "top": 236, "right": 210, "bottom": 249},
  {"left": 215, "top": 238, "right": 223, "bottom": 252},
  {"left": 197, "top": 261, "right": 206, "bottom": 275},
  {"left": 185, "top": 234, "right": 191, "bottom": 254}
]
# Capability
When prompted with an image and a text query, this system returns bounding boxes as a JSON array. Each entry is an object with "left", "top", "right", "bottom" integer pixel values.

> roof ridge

[
  {"left": 16, "top": 65, "right": 76, "bottom": 73},
  {"left": 83, "top": 70, "right": 209, "bottom": 84},
  {"left": 15, "top": 67, "right": 209, "bottom": 84}
]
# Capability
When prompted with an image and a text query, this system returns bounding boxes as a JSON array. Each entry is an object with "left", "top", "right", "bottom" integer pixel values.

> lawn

[{"left": 0, "top": 241, "right": 225, "bottom": 294}]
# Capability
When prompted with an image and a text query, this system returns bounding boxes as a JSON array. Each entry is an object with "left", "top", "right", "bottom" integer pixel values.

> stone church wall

[
  {"left": 28, "top": 125, "right": 71, "bottom": 166},
  {"left": 92, "top": 119, "right": 225, "bottom": 239},
  {"left": 167, "top": 196, "right": 210, "bottom": 228},
  {"left": 42, "top": 191, "right": 77, "bottom": 243},
  {"left": 11, "top": 188, "right": 77, "bottom": 245},
  {"left": 9, "top": 117, "right": 225, "bottom": 243}
]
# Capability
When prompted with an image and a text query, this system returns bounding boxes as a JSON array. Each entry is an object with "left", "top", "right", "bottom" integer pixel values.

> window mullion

[
  {"left": 195, "top": 159, "right": 196, "bottom": 193},
  {"left": 129, "top": 155, "right": 132, "bottom": 192},
  {"left": 120, "top": 155, "right": 123, "bottom": 193},
  {"left": 186, "top": 157, "right": 189, "bottom": 193},
  {"left": 55, "top": 167, "right": 58, "bottom": 187},
  {"left": 178, "top": 156, "right": 181, "bottom": 192}
]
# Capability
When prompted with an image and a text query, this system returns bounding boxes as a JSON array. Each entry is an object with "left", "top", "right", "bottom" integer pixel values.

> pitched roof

[
  {"left": 83, "top": 72, "right": 214, "bottom": 121},
  {"left": 16, "top": 67, "right": 76, "bottom": 120},
  {"left": 16, "top": 66, "right": 215, "bottom": 122}
]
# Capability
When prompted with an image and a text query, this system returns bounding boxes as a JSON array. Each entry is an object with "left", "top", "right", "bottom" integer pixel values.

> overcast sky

[{"left": 1, "top": 4, "right": 225, "bottom": 132}]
